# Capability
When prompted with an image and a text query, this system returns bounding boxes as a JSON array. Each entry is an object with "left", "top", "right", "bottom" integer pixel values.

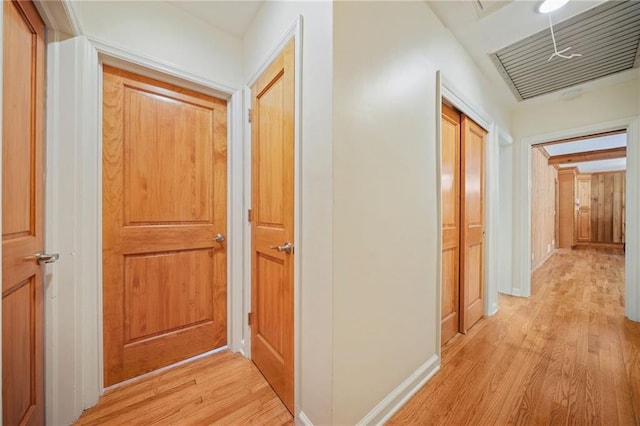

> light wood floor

[
  {"left": 75, "top": 351, "right": 293, "bottom": 425},
  {"left": 76, "top": 247, "right": 638, "bottom": 425},
  {"left": 390, "top": 247, "right": 640, "bottom": 425}
]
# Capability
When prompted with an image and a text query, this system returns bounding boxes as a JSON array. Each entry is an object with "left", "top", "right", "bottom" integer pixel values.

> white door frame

[
  {"left": 44, "top": 34, "right": 246, "bottom": 424},
  {"left": 517, "top": 117, "right": 640, "bottom": 321},
  {"left": 242, "top": 17, "right": 303, "bottom": 416},
  {"left": 435, "top": 71, "right": 503, "bottom": 354}
]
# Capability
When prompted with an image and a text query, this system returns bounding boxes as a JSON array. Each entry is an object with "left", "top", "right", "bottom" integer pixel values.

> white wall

[
  {"left": 71, "top": 1, "right": 243, "bottom": 90},
  {"left": 332, "top": 2, "right": 512, "bottom": 423},
  {"left": 511, "top": 78, "right": 640, "bottom": 292},
  {"left": 243, "top": 3, "right": 334, "bottom": 424},
  {"left": 498, "top": 143, "right": 514, "bottom": 295}
]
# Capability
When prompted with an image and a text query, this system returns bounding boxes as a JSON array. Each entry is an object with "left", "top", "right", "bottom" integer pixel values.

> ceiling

[
  {"left": 428, "top": 0, "right": 640, "bottom": 104},
  {"left": 543, "top": 132, "right": 627, "bottom": 173},
  {"left": 491, "top": 1, "right": 640, "bottom": 100},
  {"left": 168, "top": 1, "right": 263, "bottom": 37}
]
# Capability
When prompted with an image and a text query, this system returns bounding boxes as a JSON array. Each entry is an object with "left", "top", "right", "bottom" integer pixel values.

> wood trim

[
  {"left": 533, "top": 129, "right": 626, "bottom": 148},
  {"left": 548, "top": 147, "right": 626, "bottom": 165}
]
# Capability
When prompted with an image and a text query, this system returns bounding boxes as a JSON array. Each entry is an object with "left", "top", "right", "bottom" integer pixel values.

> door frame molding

[
  {"left": 242, "top": 17, "right": 303, "bottom": 416},
  {"left": 44, "top": 34, "right": 244, "bottom": 424},
  {"left": 518, "top": 117, "right": 640, "bottom": 321},
  {"left": 435, "top": 71, "right": 502, "bottom": 355}
]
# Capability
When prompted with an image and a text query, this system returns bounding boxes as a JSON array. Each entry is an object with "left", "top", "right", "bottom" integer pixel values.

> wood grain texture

[
  {"left": 558, "top": 168, "right": 576, "bottom": 248},
  {"left": 531, "top": 146, "right": 557, "bottom": 270},
  {"left": 2, "top": 1, "right": 46, "bottom": 424},
  {"left": 390, "top": 247, "right": 640, "bottom": 425},
  {"left": 548, "top": 147, "right": 626, "bottom": 165},
  {"left": 75, "top": 351, "right": 293, "bottom": 426},
  {"left": 441, "top": 103, "right": 461, "bottom": 345},
  {"left": 590, "top": 172, "right": 626, "bottom": 244},
  {"left": 102, "top": 66, "right": 228, "bottom": 386},
  {"left": 251, "top": 40, "right": 295, "bottom": 413},
  {"left": 460, "top": 116, "right": 485, "bottom": 333},
  {"left": 576, "top": 174, "right": 592, "bottom": 242}
]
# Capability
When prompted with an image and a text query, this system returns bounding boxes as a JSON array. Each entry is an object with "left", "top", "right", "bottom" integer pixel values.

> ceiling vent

[{"left": 489, "top": 0, "right": 640, "bottom": 101}]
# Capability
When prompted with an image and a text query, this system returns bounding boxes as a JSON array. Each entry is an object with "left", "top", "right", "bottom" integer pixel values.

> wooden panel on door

[
  {"left": 2, "top": 1, "right": 46, "bottom": 424},
  {"left": 440, "top": 103, "right": 461, "bottom": 345},
  {"left": 576, "top": 174, "right": 591, "bottom": 242},
  {"left": 557, "top": 168, "right": 576, "bottom": 248},
  {"left": 589, "top": 171, "right": 626, "bottom": 244},
  {"left": 251, "top": 39, "right": 295, "bottom": 414},
  {"left": 460, "top": 115, "right": 485, "bottom": 333},
  {"left": 102, "top": 66, "right": 227, "bottom": 386}
]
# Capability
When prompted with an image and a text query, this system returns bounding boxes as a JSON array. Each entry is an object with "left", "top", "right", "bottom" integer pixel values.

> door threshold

[{"left": 103, "top": 345, "right": 228, "bottom": 393}]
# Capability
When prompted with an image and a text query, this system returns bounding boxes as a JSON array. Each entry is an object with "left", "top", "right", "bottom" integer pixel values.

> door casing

[
  {"left": 243, "top": 19, "right": 303, "bottom": 415},
  {"left": 436, "top": 71, "right": 500, "bottom": 355}
]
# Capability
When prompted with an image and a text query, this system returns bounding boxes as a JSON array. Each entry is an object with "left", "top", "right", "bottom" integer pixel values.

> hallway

[{"left": 390, "top": 247, "right": 640, "bottom": 425}]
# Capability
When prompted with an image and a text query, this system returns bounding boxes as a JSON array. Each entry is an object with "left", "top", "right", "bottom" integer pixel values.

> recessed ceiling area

[
  {"left": 542, "top": 132, "right": 627, "bottom": 173},
  {"left": 168, "top": 1, "right": 263, "bottom": 37},
  {"left": 490, "top": 0, "right": 640, "bottom": 100}
]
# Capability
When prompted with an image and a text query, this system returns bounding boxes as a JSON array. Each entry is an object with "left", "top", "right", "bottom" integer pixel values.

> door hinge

[
  {"left": 248, "top": 312, "right": 254, "bottom": 326},
  {"left": 248, "top": 108, "right": 253, "bottom": 123},
  {"left": 248, "top": 209, "right": 252, "bottom": 222}
]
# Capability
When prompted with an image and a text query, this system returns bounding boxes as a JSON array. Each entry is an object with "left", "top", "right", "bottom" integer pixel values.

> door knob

[
  {"left": 214, "top": 233, "right": 225, "bottom": 243},
  {"left": 33, "top": 252, "right": 60, "bottom": 264},
  {"left": 270, "top": 242, "right": 293, "bottom": 254}
]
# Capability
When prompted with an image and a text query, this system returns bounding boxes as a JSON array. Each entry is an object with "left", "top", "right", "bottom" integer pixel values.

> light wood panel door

[
  {"left": 102, "top": 66, "right": 227, "bottom": 386},
  {"left": 2, "top": 1, "right": 45, "bottom": 424},
  {"left": 440, "top": 104, "right": 461, "bottom": 345},
  {"left": 590, "top": 172, "right": 626, "bottom": 244},
  {"left": 558, "top": 168, "right": 576, "bottom": 248},
  {"left": 576, "top": 174, "right": 591, "bottom": 242},
  {"left": 460, "top": 116, "right": 486, "bottom": 333},
  {"left": 251, "top": 39, "right": 295, "bottom": 413}
]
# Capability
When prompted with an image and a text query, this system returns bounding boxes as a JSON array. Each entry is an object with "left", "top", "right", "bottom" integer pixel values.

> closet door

[
  {"left": 460, "top": 116, "right": 486, "bottom": 333},
  {"left": 440, "top": 104, "right": 461, "bottom": 345}
]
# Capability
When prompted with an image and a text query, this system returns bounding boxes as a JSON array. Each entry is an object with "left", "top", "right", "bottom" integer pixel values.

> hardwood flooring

[
  {"left": 390, "top": 247, "right": 640, "bottom": 425},
  {"left": 74, "top": 351, "right": 292, "bottom": 425}
]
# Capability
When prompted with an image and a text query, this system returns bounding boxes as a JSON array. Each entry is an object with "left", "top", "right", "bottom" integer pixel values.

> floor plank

[
  {"left": 75, "top": 351, "right": 293, "bottom": 426},
  {"left": 390, "top": 247, "right": 640, "bottom": 426}
]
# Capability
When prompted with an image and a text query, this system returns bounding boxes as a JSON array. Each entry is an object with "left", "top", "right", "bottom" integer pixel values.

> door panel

[
  {"left": 558, "top": 169, "right": 576, "bottom": 248},
  {"left": 460, "top": 116, "right": 486, "bottom": 333},
  {"left": 251, "top": 39, "right": 295, "bottom": 413},
  {"left": 576, "top": 175, "right": 591, "bottom": 242},
  {"left": 102, "top": 67, "right": 227, "bottom": 386},
  {"left": 440, "top": 103, "right": 460, "bottom": 345},
  {"left": 2, "top": 1, "right": 45, "bottom": 424},
  {"left": 2, "top": 1, "right": 45, "bottom": 425}
]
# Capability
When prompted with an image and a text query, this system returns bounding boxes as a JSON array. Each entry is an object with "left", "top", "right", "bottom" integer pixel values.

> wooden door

[
  {"left": 460, "top": 116, "right": 486, "bottom": 333},
  {"left": 102, "top": 67, "right": 227, "bottom": 386},
  {"left": 440, "top": 104, "right": 461, "bottom": 345},
  {"left": 558, "top": 168, "right": 576, "bottom": 248},
  {"left": 250, "top": 39, "right": 295, "bottom": 413},
  {"left": 576, "top": 174, "right": 591, "bottom": 242},
  {"left": 2, "top": 1, "right": 45, "bottom": 424}
]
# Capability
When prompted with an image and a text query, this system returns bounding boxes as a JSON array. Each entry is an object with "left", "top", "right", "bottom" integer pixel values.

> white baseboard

[
  {"left": 296, "top": 411, "right": 314, "bottom": 426},
  {"left": 356, "top": 354, "right": 440, "bottom": 426}
]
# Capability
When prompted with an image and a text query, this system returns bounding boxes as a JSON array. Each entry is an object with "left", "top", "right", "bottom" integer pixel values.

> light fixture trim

[{"left": 538, "top": 0, "right": 570, "bottom": 14}]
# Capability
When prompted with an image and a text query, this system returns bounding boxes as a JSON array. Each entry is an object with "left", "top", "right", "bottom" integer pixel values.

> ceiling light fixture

[{"left": 538, "top": 0, "right": 570, "bottom": 14}]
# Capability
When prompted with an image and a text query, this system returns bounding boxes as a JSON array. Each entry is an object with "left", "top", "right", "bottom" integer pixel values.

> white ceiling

[
  {"left": 558, "top": 157, "right": 626, "bottom": 173},
  {"left": 544, "top": 132, "right": 626, "bottom": 156},
  {"left": 545, "top": 132, "right": 627, "bottom": 173},
  {"left": 168, "top": 1, "right": 263, "bottom": 37},
  {"left": 428, "top": 0, "right": 640, "bottom": 105}
]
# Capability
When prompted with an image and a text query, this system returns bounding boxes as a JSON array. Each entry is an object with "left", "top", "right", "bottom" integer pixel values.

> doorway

[
  {"left": 2, "top": 1, "right": 47, "bottom": 423},
  {"left": 249, "top": 38, "right": 296, "bottom": 414},
  {"left": 530, "top": 131, "right": 627, "bottom": 271},
  {"left": 101, "top": 66, "right": 228, "bottom": 386},
  {"left": 440, "top": 101, "right": 487, "bottom": 345}
]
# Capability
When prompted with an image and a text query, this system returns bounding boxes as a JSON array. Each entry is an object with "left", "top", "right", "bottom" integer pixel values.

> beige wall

[
  {"left": 333, "top": 2, "right": 512, "bottom": 423},
  {"left": 531, "top": 147, "right": 556, "bottom": 270}
]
